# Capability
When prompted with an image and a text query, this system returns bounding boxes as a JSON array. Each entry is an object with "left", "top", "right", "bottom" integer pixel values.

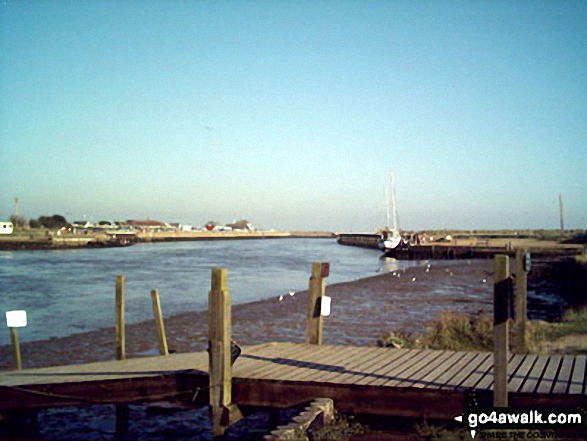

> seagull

[
  {"left": 288, "top": 291, "right": 295, "bottom": 296},
  {"left": 392, "top": 272, "right": 396, "bottom": 276},
  {"left": 425, "top": 268, "right": 430, "bottom": 273},
  {"left": 412, "top": 277, "right": 416, "bottom": 282},
  {"left": 482, "top": 279, "right": 487, "bottom": 283},
  {"left": 279, "top": 295, "right": 284, "bottom": 301}
]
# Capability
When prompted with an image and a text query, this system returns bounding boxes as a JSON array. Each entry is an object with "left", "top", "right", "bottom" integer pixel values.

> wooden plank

[
  {"left": 568, "top": 355, "right": 586, "bottom": 395},
  {"left": 399, "top": 351, "right": 461, "bottom": 388},
  {"left": 456, "top": 353, "right": 494, "bottom": 390},
  {"left": 232, "top": 343, "right": 302, "bottom": 374},
  {"left": 2, "top": 344, "right": 585, "bottom": 417},
  {"left": 361, "top": 350, "right": 430, "bottom": 386},
  {"left": 536, "top": 355, "right": 562, "bottom": 394},
  {"left": 449, "top": 353, "right": 492, "bottom": 390},
  {"left": 242, "top": 344, "right": 343, "bottom": 381},
  {"left": 507, "top": 353, "right": 527, "bottom": 380},
  {"left": 0, "top": 351, "right": 210, "bottom": 388},
  {"left": 508, "top": 354, "right": 538, "bottom": 393},
  {"left": 353, "top": 349, "right": 424, "bottom": 386},
  {"left": 310, "top": 346, "right": 387, "bottom": 383},
  {"left": 295, "top": 346, "right": 357, "bottom": 381},
  {"left": 551, "top": 355, "right": 575, "bottom": 395},
  {"left": 382, "top": 350, "right": 449, "bottom": 387},
  {"left": 275, "top": 345, "right": 359, "bottom": 382},
  {"left": 391, "top": 350, "right": 464, "bottom": 388},
  {"left": 232, "top": 377, "right": 465, "bottom": 420},
  {"left": 329, "top": 348, "right": 411, "bottom": 385},
  {"left": 425, "top": 351, "right": 477, "bottom": 389},
  {"left": 235, "top": 344, "right": 317, "bottom": 378},
  {"left": 476, "top": 353, "right": 517, "bottom": 391},
  {"left": 519, "top": 355, "right": 550, "bottom": 394}
]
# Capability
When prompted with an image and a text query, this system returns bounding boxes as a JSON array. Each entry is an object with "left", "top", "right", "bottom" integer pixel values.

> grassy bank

[{"left": 377, "top": 307, "right": 587, "bottom": 354}]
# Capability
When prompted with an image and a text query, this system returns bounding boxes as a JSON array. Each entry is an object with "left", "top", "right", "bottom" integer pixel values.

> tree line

[{"left": 9, "top": 214, "right": 70, "bottom": 229}]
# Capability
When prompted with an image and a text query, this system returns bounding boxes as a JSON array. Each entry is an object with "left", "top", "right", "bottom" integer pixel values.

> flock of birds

[
  {"left": 278, "top": 261, "right": 488, "bottom": 301},
  {"left": 278, "top": 291, "right": 296, "bottom": 302}
]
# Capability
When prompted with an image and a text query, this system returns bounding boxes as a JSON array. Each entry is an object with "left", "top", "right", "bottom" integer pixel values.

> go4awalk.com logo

[{"left": 454, "top": 408, "right": 586, "bottom": 439}]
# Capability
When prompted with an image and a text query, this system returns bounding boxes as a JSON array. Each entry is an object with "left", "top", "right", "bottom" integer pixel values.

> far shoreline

[{"left": 0, "top": 231, "right": 336, "bottom": 250}]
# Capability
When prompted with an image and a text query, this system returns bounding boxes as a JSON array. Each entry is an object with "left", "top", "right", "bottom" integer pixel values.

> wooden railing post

[
  {"left": 514, "top": 249, "right": 529, "bottom": 354},
  {"left": 10, "top": 327, "right": 22, "bottom": 370},
  {"left": 306, "top": 262, "right": 326, "bottom": 345},
  {"left": 208, "top": 268, "right": 241, "bottom": 437},
  {"left": 151, "top": 289, "right": 169, "bottom": 356},
  {"left": 115, "top": 275, "right": 125, "bottom": 361},
  {"left": 493, "top": 255, "right": 510, "bottom": 407}
]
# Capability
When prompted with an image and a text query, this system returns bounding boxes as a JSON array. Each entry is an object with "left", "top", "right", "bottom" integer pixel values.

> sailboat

[{"left": 377, "top": 170, "right": 405, "bottom": 255}]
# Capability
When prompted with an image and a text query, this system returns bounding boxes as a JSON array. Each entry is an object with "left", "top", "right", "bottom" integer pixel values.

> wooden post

[
  {"left": 306, "top": 262, "right": 325, "bottom": 345},
  {"left": 115, "top": 403, "right": 129, "bottom": 440},
  {"left": 559, "top": 193, "right": 564, "bottom": 234},
  {"left": 514, "top": 249, "right": 528, "bottom": 354},
  {"left": 493, "top": 254, "right": 510, "bottom": 407},
  {"left": 208, "top": 268, "right": 241, "bottom": 437},
  {"left": 115, "top": 275, "right": 125, "bottom": 361},
  {"left": 151, "top": 289, "right": 168, "bottom": 356},
  {"left": 10, "top": 327, "right": 22, "bottom": 370}
]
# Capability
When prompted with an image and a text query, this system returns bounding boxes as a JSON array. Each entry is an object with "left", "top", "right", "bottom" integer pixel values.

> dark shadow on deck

[{"left": 240, "top": 354, "right": 467, "bottom": 388}]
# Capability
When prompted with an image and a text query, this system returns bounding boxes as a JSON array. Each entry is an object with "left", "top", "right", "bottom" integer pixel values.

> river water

[{"left": 0, "top": 238, "right": 419, "bottom": 346}]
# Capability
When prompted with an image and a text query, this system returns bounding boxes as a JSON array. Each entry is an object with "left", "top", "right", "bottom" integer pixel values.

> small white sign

[
  {"left": 0, "top": 222, "right": 14, "bottom": 235},
  {"left": 6, "top": 310, "right": 27, "bottom": 328},
  {"left": 320, "top": 296, "right": 331, "bottom": 317}
]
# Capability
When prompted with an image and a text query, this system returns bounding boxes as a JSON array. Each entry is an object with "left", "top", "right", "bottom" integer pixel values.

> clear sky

[{"left": 1, "top": 1, "right": 585, "bottom": 231}]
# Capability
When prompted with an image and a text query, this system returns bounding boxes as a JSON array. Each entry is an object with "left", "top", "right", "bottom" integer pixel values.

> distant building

[
  {"left": 205, "top": 221, "right": 219, "bottom": 231},
  {"left": 227, "top": 220, "right": 253, "bottom": 231},
  {"left": 123, "top": 220, "right": 170, "bottom": 231},
  {"left": 72, "top": 221, "right": 91, "bottom": 228}
]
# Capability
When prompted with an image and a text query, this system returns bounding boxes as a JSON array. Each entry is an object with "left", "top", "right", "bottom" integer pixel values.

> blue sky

[{"left": 1, "top": 1, "right": 585, "bottom": 231}]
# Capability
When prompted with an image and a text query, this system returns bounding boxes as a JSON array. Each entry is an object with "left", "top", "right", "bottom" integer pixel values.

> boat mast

[
  {"left": 391, "top": 169, "right": 400, "bottom": 232},
  {"left": 385, "top": 185, "right": 391, "bottom": 230}
]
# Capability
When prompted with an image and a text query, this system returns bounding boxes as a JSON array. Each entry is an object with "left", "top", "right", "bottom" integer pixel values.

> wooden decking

[{"left": 1, "top": 343, "right": 585, "bottom": 418}]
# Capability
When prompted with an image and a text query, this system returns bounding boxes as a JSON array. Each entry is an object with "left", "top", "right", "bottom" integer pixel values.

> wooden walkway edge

[{"left": 1, "top": 343, "right": 585, "bottom": 419}]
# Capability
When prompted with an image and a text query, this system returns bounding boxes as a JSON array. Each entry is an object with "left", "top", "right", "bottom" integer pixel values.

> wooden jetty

[
  {"left": 2, "top": 257, "right": 585, "bottom": 437},
  {"left": 336, "top": 233, "right": 583, "bottom": 259},
  {"left": 1, "top": 343, "right": 585, "bottom": 417}
]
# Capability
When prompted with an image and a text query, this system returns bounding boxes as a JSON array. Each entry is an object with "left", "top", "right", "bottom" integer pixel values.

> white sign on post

[
  {"left": 6, "top": 310, "right": 27, "bottom": 328},
  {"left": 320, "top": 296, "right": 331, "bottom": 317}
]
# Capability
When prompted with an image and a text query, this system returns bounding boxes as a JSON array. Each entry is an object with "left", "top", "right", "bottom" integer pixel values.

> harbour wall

[{"left": 336, "top": 233, "right": 583, "bottom": 259}]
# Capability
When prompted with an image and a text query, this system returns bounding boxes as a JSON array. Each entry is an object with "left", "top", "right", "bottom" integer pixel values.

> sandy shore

[{"left": 0, "top": 260, "right": 495, "bottom": 370}]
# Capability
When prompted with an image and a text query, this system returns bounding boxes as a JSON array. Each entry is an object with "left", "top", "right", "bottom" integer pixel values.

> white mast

[
  {"left": 391, "top": 170, "right": 399, "bottom": 232},
  {"left": 385, "top": 186, "right": 391, "bottom": 230}
]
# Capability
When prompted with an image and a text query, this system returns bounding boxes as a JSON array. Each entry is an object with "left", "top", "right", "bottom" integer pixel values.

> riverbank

[
  {"left": 1, "top": 259, "right": 494, "bottom": 369},
  {"left": 0, "top": 231, "right": 335, "bottom": 250},
  {"left": 2, "top": 256, "right": 584, "bottom": 370}
]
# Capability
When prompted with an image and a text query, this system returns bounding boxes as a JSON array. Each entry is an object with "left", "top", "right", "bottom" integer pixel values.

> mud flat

[{"left": 0, "top": 259, "right": 495, "bottom": 370}]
